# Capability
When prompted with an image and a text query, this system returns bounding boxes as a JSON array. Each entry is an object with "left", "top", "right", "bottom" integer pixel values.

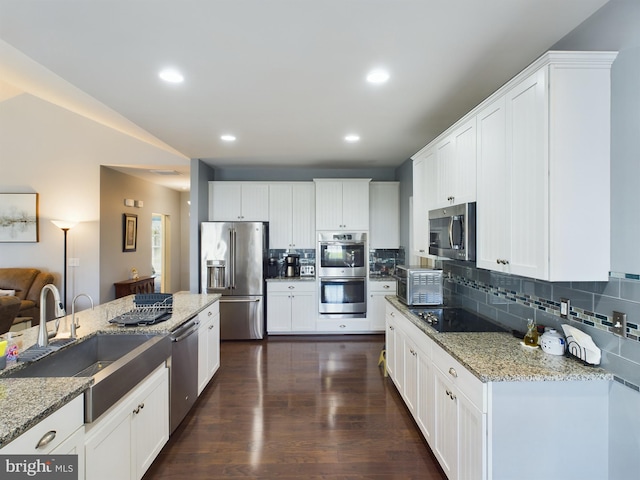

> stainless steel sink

[{"left": 7, "top": 333, "right": 171, "bottom": 422}]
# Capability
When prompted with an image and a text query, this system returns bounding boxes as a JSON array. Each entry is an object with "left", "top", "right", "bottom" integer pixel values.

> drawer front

[
  {"left": 432, "top": 343, "right": 485, "bottom": 412},
  {"left": 369, "top": 281, "right": 397, "bottom": 293},
  {"left": 268, "top": 281, "right": 316, "bottom": 293},
  {"left": 199, "top": 301, "right": 219, "bottom": 320},
  {"left": 1, "top": 395, "right": 84, "bottom": 454},
  {"left": 316, "top": 318, "right": 370, "bottom": 332}
]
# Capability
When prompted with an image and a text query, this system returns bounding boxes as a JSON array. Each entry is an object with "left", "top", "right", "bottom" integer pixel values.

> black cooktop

[{"left": 410, "top": 307, "right": 509, "bottom": 333}]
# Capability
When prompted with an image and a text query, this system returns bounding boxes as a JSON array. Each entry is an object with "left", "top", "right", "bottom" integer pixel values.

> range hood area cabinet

[
  {"left": 476, "top": 51, "right": 616, "bottom": 281},
  {"left": 412, "top": 50, "right": 616, "bottom": 282},
  {"left": 369, "top": 181, "right": 400, "bottom": 249},
  {"left": 314, "top": 179, "right": 370, "bottom": 231},
  {"left": 268, "top": 183, "right": 316, "bottom": 249}
]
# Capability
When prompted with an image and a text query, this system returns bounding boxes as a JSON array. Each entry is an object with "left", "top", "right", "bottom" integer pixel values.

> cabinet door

[
  {"left": 291, "top": 183, "right": 315, "bottom": 248},
  {"left": 267, "top": 291, "right": 293, "bottom": 332},
  {"left": 269, "top": 184, "right": 293, "bottom": 248},
  {"left": 315, "top": 181, "right": 343, "bottom": 230},
  {"left": 291, "top": 290, "right": 316, "bottom": 331},
  {"left": 476, "top": 96, "right": 508, "bottom": 271},
  {"left": 436, "top": 136, "right": 456, "bottom": 206},
  {"left": 240, "top": 183, "right": 269, "bottom": 221},
  {"left": 453, "top": 118, "right": 477, "bottom": 204},
  {"left": 384, "top": 306, "right": 399, "bottom": 381},
  {"left": 457, "top": 395, "right": 486, "bottom": 480},
  {"left": 341, "top": 180, "right": 370, "bottom": 230},
  {"left": 403, "top": 336, "right": 419, "bottom": 414},
  {"left": 210, "top": 182, "right": 242, "bottom": 221},
  {"left": 506, "top": 68, "right": 549, "bottom": 279},
  {"left": 85, "top": 409, "right": 132, "bottom": 480},
  {"left": 433, "top": 367, "right": 458, "bottom": 480},
  {"left": 132, "top": 368, "right": 169, "bottom": 480},
  {"left": 416, "top": 345, "right": 434, "bottom": 448},
  {"left": 369, "top": 182, "right": 399, "bottom": 249}
]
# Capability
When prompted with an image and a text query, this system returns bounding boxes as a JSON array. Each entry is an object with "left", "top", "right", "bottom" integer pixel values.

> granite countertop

[
  {"left": 369, "top": 275, "right": 396, "bottom": 282},
  {"left": 0, "top": 291, "right": 220, "bottom": 449},
  {"left": 385, "top": 295, "right": 612, "bottom": 383}
]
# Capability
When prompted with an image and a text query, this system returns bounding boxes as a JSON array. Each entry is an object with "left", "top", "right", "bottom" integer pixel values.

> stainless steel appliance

[
  {"left": 394, "top": 265, "right": 443, "bottom": 306},
  {"left": 169, "top": 317, "right": 199, "bottom": 433},
  {"left": 317, "top": 232, "right": 367, "bottom": 277},
  {"left": 409, "top": 307, "right": 509, "bottom": 333},
  {"left": 201, "top": 222, "right": 267, "bottom": 340},
  {"left": 319, "top": 277, "right": 366, "bottom": 318},
  {"left": 428, "top": 202, "right": 476, "bottom": 261},
  {"left": 300, "top": 265, "right": 315, "bottom": 277},
  {"left": 284, "top": 253, "right": 300, "bottom": 277}
]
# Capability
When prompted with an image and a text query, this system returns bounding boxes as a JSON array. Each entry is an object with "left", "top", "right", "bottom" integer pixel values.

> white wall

[{"left": 0, "top": 93, "right": 187, "bottom": 306}]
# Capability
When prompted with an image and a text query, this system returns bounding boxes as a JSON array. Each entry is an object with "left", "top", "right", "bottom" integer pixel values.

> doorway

[{"left": 152, "top": 213, "right": 170, "bottom": 293}]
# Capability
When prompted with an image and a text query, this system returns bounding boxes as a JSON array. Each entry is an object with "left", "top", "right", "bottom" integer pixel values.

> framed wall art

[
  {"left": 0, "top": 193, "right": 39, "bottom": 242},
  {"left": 123, "top": 213, "right": 138, "bottom": 252}
]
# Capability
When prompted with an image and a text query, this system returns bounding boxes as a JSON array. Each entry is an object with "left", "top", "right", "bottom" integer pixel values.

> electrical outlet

[
  {"left": 68, "top": 257, "right": 80, "bottom": 267},
  {"left": 560, "top": 298, "right": 570, "bottom": 319},
  {"left": 612, "top": 311, "right": 627, "bottom": 336}
]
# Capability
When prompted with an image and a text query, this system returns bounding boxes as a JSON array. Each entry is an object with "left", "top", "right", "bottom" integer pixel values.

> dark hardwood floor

[{"left": 144, "top": 335, "right": 447, "bottom": 480}]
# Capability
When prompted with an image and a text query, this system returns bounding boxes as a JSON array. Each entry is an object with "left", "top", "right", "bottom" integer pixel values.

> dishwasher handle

[{"left": 172, "top": 319, "right": 199, "bottom": 342}]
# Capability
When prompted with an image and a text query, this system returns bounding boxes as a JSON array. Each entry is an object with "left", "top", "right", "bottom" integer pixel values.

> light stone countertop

[
  {"left": 266, "top": 276, "right": 316, "bottom": 282},
  {"left": 385, "top": 295, "right": 612, "bottom": 383},
  {"left": 0, "top": 292, "right": 220, "bottom": 449}
]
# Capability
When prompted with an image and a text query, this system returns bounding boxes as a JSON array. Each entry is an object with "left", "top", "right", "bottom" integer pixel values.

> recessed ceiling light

[
  {"left": 158, "top": 68, "right": 184, "bottom": 83},
  {"left": 345, "top": 134, "right": 360, "bottom": 143},
  {"left": 220, "top": 134, "right": 237, "bottom": 142},
  {"left": 366, "top": 69, "right": 390, "bottom": 84}
]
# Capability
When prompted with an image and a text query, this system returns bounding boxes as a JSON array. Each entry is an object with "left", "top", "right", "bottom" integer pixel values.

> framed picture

[
  {"left": 123, "top": 213, "right": 138, "bottom": 252},
  {"left": 0, "top": 193, "right": 39, "bottom": 242}
]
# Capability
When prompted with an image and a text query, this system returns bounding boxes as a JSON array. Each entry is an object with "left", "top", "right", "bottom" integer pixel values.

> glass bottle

[{"left": 523, "top": 319, "right": 539, "bottom": 347}]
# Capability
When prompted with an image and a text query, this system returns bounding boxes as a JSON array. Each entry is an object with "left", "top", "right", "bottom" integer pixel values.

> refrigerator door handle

[{"left": 231, "top": 228, "right": 237, "bottom": 289}]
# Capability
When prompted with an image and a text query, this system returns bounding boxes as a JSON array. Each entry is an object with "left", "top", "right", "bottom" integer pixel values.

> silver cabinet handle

[
  {"left": 340, "top": 324, "right": 346, "bottom": 328},
  {"left": 288, "top": 285, "right": 295, "bottom": 289},
  {"left": 448, "top": 367, "right": 458, "bottom": 378},
  {"left": 133, "top": 403, "right": 145, "bottom": 414},
  {"left": 208, "top": 310, "right": 213, "bottom": 316},
  {"left": 208, "top": 324, "right": 214, "bottom": 330},
  {"left": 383, "top": 285, "right": 390, "bottom": 289},
  {"left": 389, "top": 325, "right": 394, "bottom": 330},
  {"left": 35, "top": 430, "right": 56, "bottom": 449}
]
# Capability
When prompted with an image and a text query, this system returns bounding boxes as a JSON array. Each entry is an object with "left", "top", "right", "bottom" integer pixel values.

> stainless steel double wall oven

[{"left": 317, "top": 232, "right": 367, "bottom": 318}]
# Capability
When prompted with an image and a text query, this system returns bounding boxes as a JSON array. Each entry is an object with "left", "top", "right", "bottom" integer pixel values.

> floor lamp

[{"left": 51, "top": 220, "right": 77, "bottom": 311}]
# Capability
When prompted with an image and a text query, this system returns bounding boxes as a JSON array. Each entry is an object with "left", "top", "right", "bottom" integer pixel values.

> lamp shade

[{"left": 51, "top": 220, "right": 78, "bottom": 230}]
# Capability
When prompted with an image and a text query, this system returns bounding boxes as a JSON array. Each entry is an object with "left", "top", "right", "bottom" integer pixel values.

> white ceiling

[{"left": 0, "top": 0, "right": 609, "bottom": 190}]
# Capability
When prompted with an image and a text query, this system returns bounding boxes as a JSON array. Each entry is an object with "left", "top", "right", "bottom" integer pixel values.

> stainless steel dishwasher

[{"left": 169, "top": 317, "right": 199, "bottom": 433}]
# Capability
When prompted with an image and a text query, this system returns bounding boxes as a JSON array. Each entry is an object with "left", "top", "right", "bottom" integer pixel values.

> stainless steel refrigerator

[{"left": 201, "top": 222, "right": 267, "bottom": 339}]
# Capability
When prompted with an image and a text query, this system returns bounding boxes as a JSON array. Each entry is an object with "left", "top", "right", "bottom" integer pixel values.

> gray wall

[
  {"left": 99, "top": 167, "right": 183, "bottom": 303},
  {"left": 189, "top": 159, "right": 216, "bottom": 293},
  {"left": 395, "top": 159, "right": 413, "bottom": 254}
]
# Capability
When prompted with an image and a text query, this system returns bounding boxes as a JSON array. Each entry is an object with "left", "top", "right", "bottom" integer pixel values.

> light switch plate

[
  {"left": 560, "top": 298, "right": 570, "bottom": 319},
  {"left": 612, "top": 311, "right": 627, "bottom": 336}
]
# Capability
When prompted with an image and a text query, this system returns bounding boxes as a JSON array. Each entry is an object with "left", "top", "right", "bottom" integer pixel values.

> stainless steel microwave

[{"left": 428, "top": 202, "right": 476, "bottom": 261}]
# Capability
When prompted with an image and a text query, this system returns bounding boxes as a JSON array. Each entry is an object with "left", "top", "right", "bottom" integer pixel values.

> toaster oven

[{"left": 394, "top": 266, "right": 443, "bottom": 306}]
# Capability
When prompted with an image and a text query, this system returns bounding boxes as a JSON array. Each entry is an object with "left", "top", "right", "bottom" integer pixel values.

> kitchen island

[
  {"left": 0, "top": 292, "right": 220, "bottom": 450},
  {"left": 385, "top": 295, "right": 611, "bottom": 480}
]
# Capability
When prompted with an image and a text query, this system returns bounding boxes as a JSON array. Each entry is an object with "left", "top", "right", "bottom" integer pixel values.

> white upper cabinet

[
  {"left": 269, "top": 183, "right": 315, "bottom": 249},
  {"left": 475, "top": 51, "right": 616, "bottom": 281},
  {"left": 209, "top": 182, "right": 269, "bottom": 221},
  {"left": 435, "top": 117, "right": 477, "bottom": 208},
  {"left": 369, "top": 182, "right": 400, "bottom": 249},
  {"left": 412, "top": 147, "right": 437, "bottom": 258},
  {"left": 315, "top": 179, "right": 370, "bottom": 231}
]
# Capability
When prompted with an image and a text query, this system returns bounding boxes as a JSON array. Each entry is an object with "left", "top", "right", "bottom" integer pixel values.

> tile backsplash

[
  {"left": 370, "top": 248, "right": 404, "bottom": 277},
  {"left": 441, "top": 260, "right": 640, "bottom": 392}
]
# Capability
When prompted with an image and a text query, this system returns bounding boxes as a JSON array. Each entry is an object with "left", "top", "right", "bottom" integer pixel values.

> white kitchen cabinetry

[
  {"left": 268, "top": 183, "right": 315, "bottom": 249},
  {"left": 314, "top": 179, "right": 370, "bottom": 231},
  {"left": 435, "top": 118, "right": 476, "bottom": 208},
  {"left": 369, "top": 182, "right": 400, "bottom": 249},
  {"left": 85, "top": 364, "right": 169, "bottom": 480},
  {"left": 475, "top": 51, "right": 616, "bottom": 281},
  {"left": 209, "top": 182, "right": 269, "bottom": 221},
  {"left": 198, "top": 301, "right": 220, "bottom": 395},
  {"left": 368, "top": 279, "right": 396, "bottom": 331},
  {"left": 384, "top": 305, "right": 401, "bottom": 390},
  {"left": 267, "top": 281, "right": 317, "bottom": 333},
  {"left": 0, "top": 395, "right": 85, "bottom": 467},
  {"left": 412, "top": 149, "right": 437, "bottom": 258}
]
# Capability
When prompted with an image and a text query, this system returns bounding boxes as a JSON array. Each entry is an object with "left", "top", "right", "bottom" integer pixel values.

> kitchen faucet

[
  {"left": 71, "top": 293, "right": 94, "bottom": 339},
  {"left": 37, "top": 284, "right": 67, "bottom": 347}
]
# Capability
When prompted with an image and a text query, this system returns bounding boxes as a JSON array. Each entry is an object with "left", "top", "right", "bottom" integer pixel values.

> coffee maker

[{"left": 284, "top": 254, "right": 300, "bottom": 277}]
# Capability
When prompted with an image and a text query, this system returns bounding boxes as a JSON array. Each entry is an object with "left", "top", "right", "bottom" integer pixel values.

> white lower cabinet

[
  {"left": 198, "top": 301, "right": 221, "bottom": 395},
  {"left": 267, "top": 281, "right": 317, "bottom": 333},
  {"left": 0, "top": 395, "right": 85, "bottom": 466},
  {"left": 84, "top": 364, "right": 169, "bottom": 480},
  {"left": 368, "top": 280, "right": 396, "bottom": 332}
]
